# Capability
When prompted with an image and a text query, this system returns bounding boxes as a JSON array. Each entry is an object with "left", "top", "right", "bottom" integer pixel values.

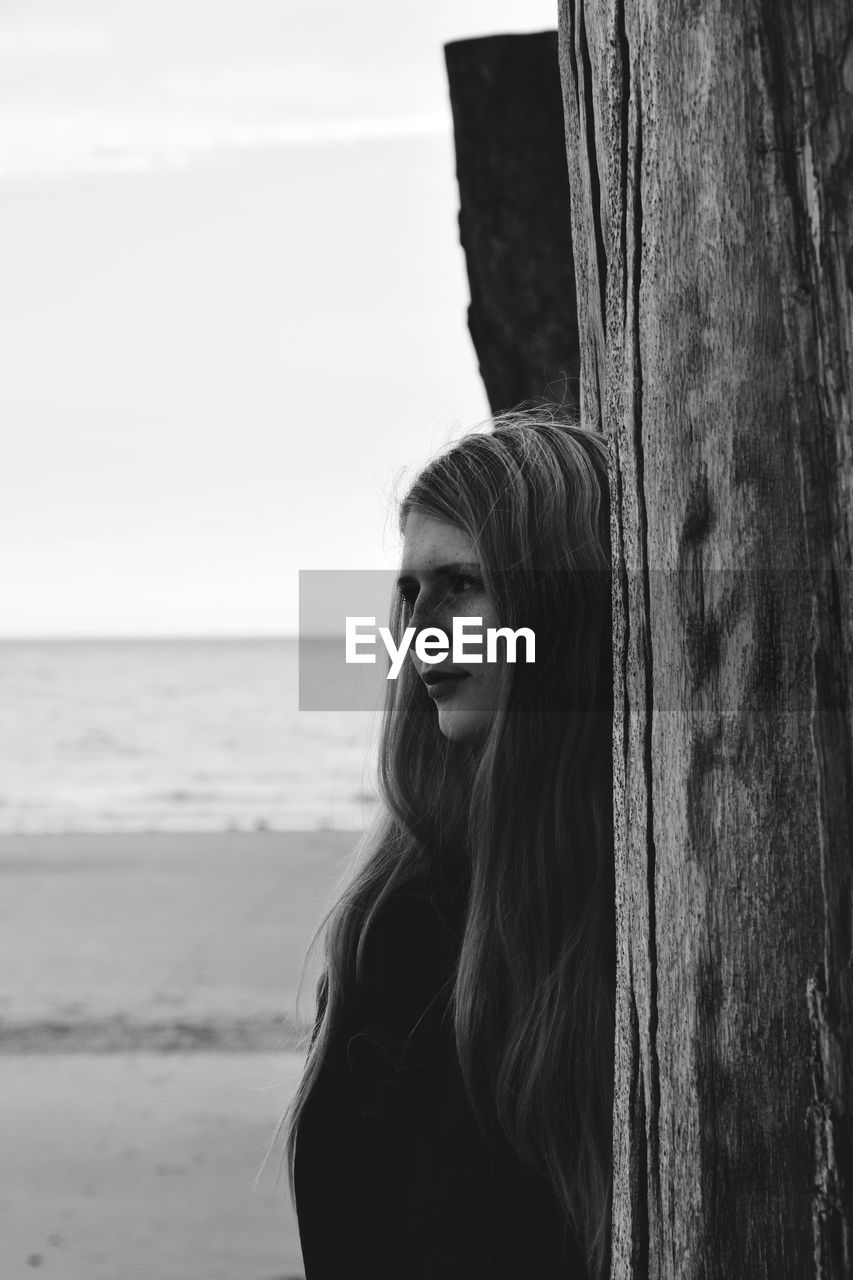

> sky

[{"left": 0, "top": 0, "right": 558, "bottom": 636}]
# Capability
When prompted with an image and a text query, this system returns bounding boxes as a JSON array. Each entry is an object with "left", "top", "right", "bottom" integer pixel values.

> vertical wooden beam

[
  {"left": 445, "top": 32, "right": 580, "bottom": 412},
  {"left": 558, "top": 0, "right": 853, "bottom": 1274}
]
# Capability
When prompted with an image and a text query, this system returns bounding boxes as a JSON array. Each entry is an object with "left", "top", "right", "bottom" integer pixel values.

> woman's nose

[
  {"left": 410, "top": 589, "right": 450, "bottom": 635},
  {"left": 409, "top": 600, "right": 432, "bottom": 633}
]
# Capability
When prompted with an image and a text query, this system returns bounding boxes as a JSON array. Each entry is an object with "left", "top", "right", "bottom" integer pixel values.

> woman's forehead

[{"left": 400, "top": 511, "right": 478, "bottom": 571}]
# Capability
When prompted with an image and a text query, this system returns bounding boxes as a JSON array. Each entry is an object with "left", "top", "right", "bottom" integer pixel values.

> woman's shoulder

[
  {"left": 306, "top": 863, "right": 459, "bottom": 1072},
  {"left": 358, "top": 869, "right": 464, "bottom": 1002},
  {"left": 368, "top": 855, "right": 466, "bottom": 967}
]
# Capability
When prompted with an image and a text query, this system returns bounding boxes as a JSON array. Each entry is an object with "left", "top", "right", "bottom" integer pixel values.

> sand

[
  {"left": 0, "top": 830, "right": 361, "bottom": 1280},
  {"left": 1, "top": 1052, "right": 304, "bottom": 1280},
  {"left": 0, "top": 830, "right": 356, "bottom": 1045}
]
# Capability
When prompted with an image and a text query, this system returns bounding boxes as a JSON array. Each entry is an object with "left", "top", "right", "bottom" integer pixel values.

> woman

[{"left": 287, "top": 409, "right": 615, "bottom": 1279}]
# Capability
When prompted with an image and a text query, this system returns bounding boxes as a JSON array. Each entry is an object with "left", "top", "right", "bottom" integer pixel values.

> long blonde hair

[{"left": 286, "top": 407, "right": 615, "bottom": 1277}]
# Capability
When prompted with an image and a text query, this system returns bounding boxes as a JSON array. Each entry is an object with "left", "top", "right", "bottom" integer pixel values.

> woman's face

[{"left": 398, "top": 511, "right": 504, "bottom": 743}]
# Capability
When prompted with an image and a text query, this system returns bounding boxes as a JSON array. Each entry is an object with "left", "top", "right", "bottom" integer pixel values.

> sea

[{"left": 0, "top": 638, "right": 382, "bottom": 834}]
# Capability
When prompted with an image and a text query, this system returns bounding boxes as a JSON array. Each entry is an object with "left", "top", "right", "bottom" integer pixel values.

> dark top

[{"left": 293, "top": 874, "right": 587, "bottom": 1278}]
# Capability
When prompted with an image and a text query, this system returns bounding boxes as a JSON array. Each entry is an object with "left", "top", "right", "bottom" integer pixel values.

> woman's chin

[{"left": 435, "top": 705, "right": 490, "bottom": 743}]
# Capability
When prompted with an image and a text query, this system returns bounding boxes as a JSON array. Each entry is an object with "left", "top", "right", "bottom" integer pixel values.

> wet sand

[
  {"left": 1, "top": 1052, "right": 304, "bottom": 1280},
  {"left": 0, "top": 830, "right": 359, "bottom": 1280}
]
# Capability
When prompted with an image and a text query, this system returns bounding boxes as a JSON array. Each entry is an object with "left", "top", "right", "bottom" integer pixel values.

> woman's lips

[{"left": 422, "top": 671, "right": 470, "bottom": 700}]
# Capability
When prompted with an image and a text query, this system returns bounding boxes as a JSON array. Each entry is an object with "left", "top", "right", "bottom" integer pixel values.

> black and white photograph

[{"left": 1, "top": 1, "right": 850, "bottom": 1278}]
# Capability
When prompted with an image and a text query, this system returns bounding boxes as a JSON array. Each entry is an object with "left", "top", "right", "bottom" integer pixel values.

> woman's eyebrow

[{"left": 396, "top": 561, "right": 481, "bottom": 586}]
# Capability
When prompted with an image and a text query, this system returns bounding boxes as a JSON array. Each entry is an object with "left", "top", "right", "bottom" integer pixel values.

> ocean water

[{"left": 0, "top": 639, "right": 382, "bottom": 834}]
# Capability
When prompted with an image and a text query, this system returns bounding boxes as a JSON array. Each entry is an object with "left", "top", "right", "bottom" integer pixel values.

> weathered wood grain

[{"left": 558, "top": 1, "right": 853, "bottom": 1275}]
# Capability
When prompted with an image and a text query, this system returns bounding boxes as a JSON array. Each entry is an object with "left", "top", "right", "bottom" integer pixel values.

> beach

[{"left": 0, "top": 829, "right": 358, "bottom": 1280}]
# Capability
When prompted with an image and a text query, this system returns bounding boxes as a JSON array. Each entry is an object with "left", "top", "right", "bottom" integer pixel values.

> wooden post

[
  {"left": 445, "top": 32, "right": 580, "bottom": 412},
  {"left": 557, "top": 0, "right": 853, "bottom": 1275}
]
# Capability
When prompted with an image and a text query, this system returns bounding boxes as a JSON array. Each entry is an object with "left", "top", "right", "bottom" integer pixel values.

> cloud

[
  {"left": 0, "top": 105, "right": 451, "bottom": 178},
  {"left": 0, "top": 27, "right": 110, "bottom": 59},
  {"left": 0, "top": 45, "right": 451, "bottom": 179}
]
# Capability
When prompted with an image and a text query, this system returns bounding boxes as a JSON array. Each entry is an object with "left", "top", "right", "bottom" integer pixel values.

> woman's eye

[{"left": 398, "top": 573, "right": 481, "bottom": 611}]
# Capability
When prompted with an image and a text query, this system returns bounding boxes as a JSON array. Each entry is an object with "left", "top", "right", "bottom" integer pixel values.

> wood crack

[
  {"left": 628, "top": 65, "right": 663, "bottom": 1270},
  {"left": 807, "top": 962, "right": 850, "bottom": 1278},
  {"left": 577, "top": 0, "right": 607, "bottom": 416}
]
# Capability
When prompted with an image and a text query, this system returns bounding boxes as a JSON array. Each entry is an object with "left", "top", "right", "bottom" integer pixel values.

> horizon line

[{"left": 0, "top": 632, "right": 302, "bottom": 642}]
